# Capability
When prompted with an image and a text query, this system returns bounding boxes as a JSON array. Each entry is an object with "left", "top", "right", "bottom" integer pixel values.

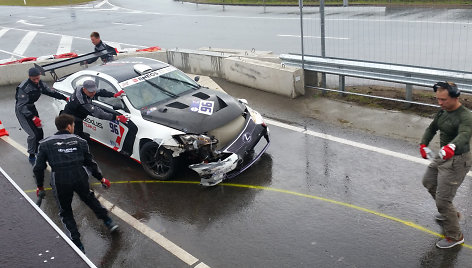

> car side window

[
  {"left": 96, "top": 78, "right": 125, "bottom": 109},
  {"left": 72, "top": 75, "right": 96, "bottom": 89}
]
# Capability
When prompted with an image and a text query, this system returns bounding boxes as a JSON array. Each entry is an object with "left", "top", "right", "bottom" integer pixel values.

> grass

[
  {"left": 184, "top": 0, "right": 472, "bottom": 6},
  {"left": 0, "top": 0, "right": 93, "bottom": 6}
]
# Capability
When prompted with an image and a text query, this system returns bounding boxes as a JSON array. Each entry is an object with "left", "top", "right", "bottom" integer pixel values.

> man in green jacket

[{"left": 420, "top": 81, "right": 472, "bottom": 249}]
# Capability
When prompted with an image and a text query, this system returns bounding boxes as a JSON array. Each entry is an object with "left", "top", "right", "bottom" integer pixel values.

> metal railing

[{"left": 280, "top": 54, "right": 472, "bottom": 106}]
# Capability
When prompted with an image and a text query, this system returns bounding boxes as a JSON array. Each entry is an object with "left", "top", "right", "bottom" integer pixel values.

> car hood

[{"left": 141, "top": 88, "right": 246, "bottom": 134}]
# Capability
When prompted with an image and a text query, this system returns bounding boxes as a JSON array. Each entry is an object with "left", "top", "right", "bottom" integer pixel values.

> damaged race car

[{"left": 37, "top": 54, "right": 270, "bottom": 186}]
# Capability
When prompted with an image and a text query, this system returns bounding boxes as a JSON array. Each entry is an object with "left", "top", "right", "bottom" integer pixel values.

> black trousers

[
  {"left": 51, "top": 172, "right": 110, "bottom": 243},
  {"left": 73, "top": 117, "right": 90, "bottom": 142}
]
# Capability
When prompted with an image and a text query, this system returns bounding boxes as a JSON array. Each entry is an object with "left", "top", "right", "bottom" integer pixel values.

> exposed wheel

[{"left": 140, "top": 142, "right": 175, "bottom": 180}]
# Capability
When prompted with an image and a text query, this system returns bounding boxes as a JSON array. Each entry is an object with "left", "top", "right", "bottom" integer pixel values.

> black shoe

[
  {"left": 28, "top": 154, "right": 36, "bottom": 166},
  {"left": 105, "top": 219, "right": 119, "bottom": 233}
]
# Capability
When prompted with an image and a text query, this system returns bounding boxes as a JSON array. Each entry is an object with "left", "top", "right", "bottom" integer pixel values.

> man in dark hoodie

[
  {"left": 62, "top": 80, "right": 127, "bottom": 141},
  {"left": 33, "top": 114, "right": 118, "bottom": 253},
  {"left": 86, "top": 31, "right": 116, "bottom": 64},
  {"left": 15, "top": 67, "right": 69, "bottom": 165}
]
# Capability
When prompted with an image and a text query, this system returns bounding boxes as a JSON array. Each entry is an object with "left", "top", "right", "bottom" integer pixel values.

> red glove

[
  {"left": 439, "top": 144, "right": 456, "bottom": 160},
  {"left": 32, "top": 116, "right": 42, "bottom": 127},
  {"left": 101, "top": 178, "right": 111, "bottom": 189},
  {"left": 419, "top": 144, "right": 432, "bottom": 159},
  {"left": 116, "top": 115, "right": 129, "bottom": 124},
  {"left": 66, "top": 97, "right": 70, "bottom": 102},
  {"left": 114, "top": 90, "right": 125, "bottom": 98},
  {"left": 36, "top": 187, "right": 45, "bottom": 197}
]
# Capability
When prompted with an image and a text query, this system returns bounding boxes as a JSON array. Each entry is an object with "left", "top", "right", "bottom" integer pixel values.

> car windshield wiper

[
  {"left": 143, "top": 78, "right": 179, "bottom": 98},
  {"left": 159, "top": 76, "right": 201, "bottom": 90}
]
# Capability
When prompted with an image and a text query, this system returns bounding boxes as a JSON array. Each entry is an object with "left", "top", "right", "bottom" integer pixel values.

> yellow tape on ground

[{"left": 25, "top": 180, "right": 472, "bottom": 250}]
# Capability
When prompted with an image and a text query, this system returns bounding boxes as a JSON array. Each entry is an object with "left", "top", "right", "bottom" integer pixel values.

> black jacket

[
  {"left": 33, "top": 130, "right": 103, "bottom": 187},
  {"left": 63, "top": 86, "right": 115, "bottom": 121},
  {"left": 15, "top": 79, "right": 67, "bottom": 119},
  {"left": 86, "top": 41, "right": 115, "bottom": 64}
]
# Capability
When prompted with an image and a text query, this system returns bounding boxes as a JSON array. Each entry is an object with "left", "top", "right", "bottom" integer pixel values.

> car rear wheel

[{"left": 140, "top": 142, "right": 175, "bottom": 180}]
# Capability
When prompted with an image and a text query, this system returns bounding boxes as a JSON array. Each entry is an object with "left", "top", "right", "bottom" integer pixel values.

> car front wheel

[{"left": 140, "top": 142, "right": 175, "bottom": 180}]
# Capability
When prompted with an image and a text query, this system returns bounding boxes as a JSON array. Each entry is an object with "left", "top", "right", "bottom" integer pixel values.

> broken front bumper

[{"left": 189, "top": 118, "right": 270, "bottom": 186}]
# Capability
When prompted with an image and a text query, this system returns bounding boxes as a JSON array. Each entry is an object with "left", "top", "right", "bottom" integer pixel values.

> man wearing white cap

[{"left": 63, "top": 80, "right": 127, "bottom": 140}]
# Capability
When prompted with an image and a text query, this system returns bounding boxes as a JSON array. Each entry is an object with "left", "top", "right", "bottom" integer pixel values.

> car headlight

[
  {"left": 175, "top": 134, "right": 217, "bottom": 149},
  {"left": 247, "top": 106, "right": 265, "bottom": 125}
]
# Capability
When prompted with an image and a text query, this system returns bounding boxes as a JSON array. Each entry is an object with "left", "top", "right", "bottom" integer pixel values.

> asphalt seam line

[{"left": 0, "top": 136, "right": 208, "bottom": 267}]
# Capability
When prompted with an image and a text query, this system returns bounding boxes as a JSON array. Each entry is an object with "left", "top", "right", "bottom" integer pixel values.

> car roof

[{"left": 88, "top": 57, "right": 169, "bottom": 83}]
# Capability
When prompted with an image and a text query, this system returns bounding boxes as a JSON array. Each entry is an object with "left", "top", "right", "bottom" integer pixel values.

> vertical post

[
  {"left": 339, "top": 75, "right": 345, "bottom": 96},
  {"left": 406, "top": 84, "right": 413, "bottom": 107},
  {"left": 320, "top": 0, "right": 326, "bottom": 90},
  {"left": 343, "top": 0, "right": 348, "bottom": 7},
  {"left": 222, "top": 0, "right": 225, "bottom": 11},
  {"left": 299, "top": 0, "right": 304, "bottom": 71},
  {"left": 263, "top": 0, "right": 266, "bottom": 13}
]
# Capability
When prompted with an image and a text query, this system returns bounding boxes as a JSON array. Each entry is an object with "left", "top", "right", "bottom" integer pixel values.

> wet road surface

[{"left": 2, "top": 83, "right": 472, "bottom": 267}]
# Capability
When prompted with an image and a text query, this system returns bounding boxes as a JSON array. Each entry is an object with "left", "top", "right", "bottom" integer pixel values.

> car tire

[{"left": 140, "top": 142, "right": 175, "bottom": 180}]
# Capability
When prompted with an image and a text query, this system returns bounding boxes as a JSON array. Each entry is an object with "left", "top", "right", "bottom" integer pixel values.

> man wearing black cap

[
  {"left": 63, "top": 80, "right": 127, "bottom": 140},
  {"left": 15, "top": 67, "right": 69, "bottom": 165}
]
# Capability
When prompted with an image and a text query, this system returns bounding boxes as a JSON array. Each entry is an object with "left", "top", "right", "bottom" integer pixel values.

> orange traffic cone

[{"left": 0, "top": 120, "right": 9, "bottom": 137}]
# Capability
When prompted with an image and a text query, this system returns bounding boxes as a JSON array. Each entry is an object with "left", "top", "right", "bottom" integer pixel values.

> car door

[{"left": 93, "top": 77, "right": 131, "bottom": 152}]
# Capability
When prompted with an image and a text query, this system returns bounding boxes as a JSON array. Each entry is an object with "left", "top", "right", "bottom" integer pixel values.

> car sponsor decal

[
  {"left": 109, "top": 120, "right": 126, "bottom": 151},
  {"left": 189, "top": 100, "right": 215, "bottom": 116},
  {"left": 119, "top": 66, "right": 176, "bottom": 88}
]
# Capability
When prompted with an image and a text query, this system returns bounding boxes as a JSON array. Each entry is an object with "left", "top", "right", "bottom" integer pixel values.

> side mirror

[{"left": 194, "top": 76, "right": 200, "bottom": 82}]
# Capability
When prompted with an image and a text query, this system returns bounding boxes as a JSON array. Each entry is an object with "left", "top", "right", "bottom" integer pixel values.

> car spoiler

[{"left": 34, "top": 48, "right": 116, "bottom": 81}]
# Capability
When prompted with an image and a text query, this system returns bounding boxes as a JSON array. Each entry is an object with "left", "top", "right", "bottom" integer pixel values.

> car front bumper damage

[{"left": 189, "top": 118, "right": 270, "bottom": 186}]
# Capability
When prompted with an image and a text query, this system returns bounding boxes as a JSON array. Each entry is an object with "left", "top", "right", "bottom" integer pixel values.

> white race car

[{"left": 37, "top": 55, "right": 270, "bottom": 186}]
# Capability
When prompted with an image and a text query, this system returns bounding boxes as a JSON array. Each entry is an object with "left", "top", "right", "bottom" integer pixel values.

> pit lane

[{"left": 2, "top": 83, "right": 472, "bottom": 267}]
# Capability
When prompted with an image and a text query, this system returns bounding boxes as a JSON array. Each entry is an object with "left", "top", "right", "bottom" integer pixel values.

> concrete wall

[
  {"left": 223, "top": 57, "right": 304, "bottom": 98},
  {"left": 0, "top": 49, "right": 304, "bottom": 98}
]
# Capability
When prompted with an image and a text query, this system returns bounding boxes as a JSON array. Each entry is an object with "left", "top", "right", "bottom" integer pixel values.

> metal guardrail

[{"left": 280, "top": 54, "right": 472, "bottom": 105}]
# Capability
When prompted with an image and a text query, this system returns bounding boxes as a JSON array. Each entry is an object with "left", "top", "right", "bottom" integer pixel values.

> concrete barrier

[
  {"left": 223, "top": 57, "right": 304, "bottom": 98},
  {"left": 0, "top": 49, "right": 304, "bottom": 98}
]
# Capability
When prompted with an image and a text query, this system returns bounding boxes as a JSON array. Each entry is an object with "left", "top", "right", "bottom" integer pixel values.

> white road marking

[
  {"left": 0, "top": 49, "right": 26, "bottom": 58},
  {"left": 98, "top": 197, "right": 203, "bottom": 266},
  {"left": 264, "top": 119, "right": 472, "bottom": 177},
  {"left": 112, "top": 22, "right": 143, "bottom": 27},
  {"left": 277, "top": 34, "right": 349, "bottom": 40},
  {"left": 27, "top": 15, "right": 46, "bottom": 19},
  {"left": 94, "top": 0, "right": 108, "bottom": 8},
  {"left": 0, "top": 135, "right": 210, "bottom": 267},
  {"left": 0, "top": 167, "right": 97, "bottom": 268},
  {"left": 3, "top": 26, "right": 147, "bottom": 48},
  {"left": 194, "top": 262, "right": 212, "bottom": 268},
  {"left": 0, "top": 28, "right": 9, "bottom": 39},
  {"left": 17, "top": 19, "right": 44, "bottom": 27},
  {"left": 12, "top": 31, "right": 37, "bottom": 57},
  {"left": 56, "top": 35, "right": 74, "bottom": 55}
]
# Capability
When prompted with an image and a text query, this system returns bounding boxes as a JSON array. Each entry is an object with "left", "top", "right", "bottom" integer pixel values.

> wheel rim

[{"left": 143, "top": 145, "right": 172, "bottom": 176}]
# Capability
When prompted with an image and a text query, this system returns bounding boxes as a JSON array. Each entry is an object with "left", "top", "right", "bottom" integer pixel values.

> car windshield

[{"left": 121, "top": 69, "right": 199, "bottom": 109}]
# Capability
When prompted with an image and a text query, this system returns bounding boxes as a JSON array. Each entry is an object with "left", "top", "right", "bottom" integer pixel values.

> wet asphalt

[{"left": 2, "top": 80, "right": 472, "bottom": 267}]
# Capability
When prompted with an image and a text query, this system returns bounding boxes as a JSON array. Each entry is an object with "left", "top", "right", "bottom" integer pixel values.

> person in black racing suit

[
  {"left": 15, "top": 67, "right": 68, "bottom": 165},
  {"left": 62, "top": 80, "right": 127, "bottom": 141},
  {"left": 33, "top": 114, "right": 118, "bottom": 253},
  {"left": 86, "top": 31, "right": 116, "bottom": 64}
]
